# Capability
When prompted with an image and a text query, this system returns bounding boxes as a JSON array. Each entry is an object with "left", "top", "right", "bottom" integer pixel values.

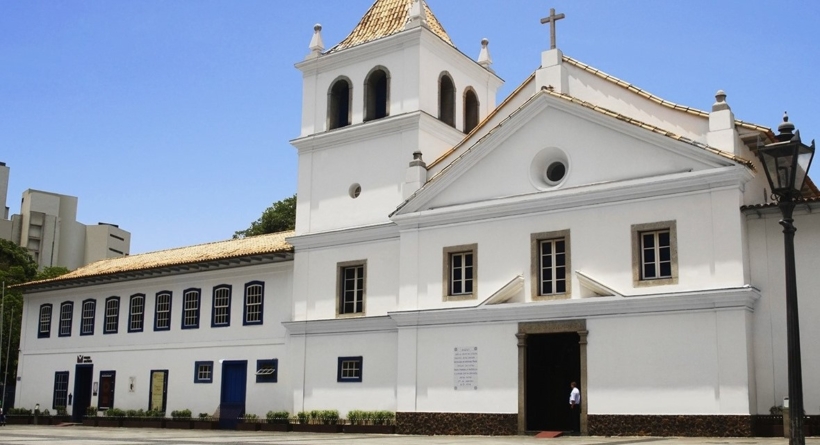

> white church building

[{"left": 14, "top": 0, "right": 820, "bottom": 436}]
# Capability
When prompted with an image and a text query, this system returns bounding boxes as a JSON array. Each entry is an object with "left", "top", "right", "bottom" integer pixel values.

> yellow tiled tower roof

[{"left": 328, "top": 0, "right": 453, "bottom": 53}]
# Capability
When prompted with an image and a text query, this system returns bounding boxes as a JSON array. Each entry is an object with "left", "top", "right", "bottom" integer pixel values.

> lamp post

[{"left": 756, "top": 113, "right": 815, "bottom": 445}]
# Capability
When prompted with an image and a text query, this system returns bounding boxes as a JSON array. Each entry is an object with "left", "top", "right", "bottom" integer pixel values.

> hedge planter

[
  {"left": 82, "top": 417, "right": 98, "bottom": 427},
  {"left": 96, "top": 418, "right": 123, "bottom": 428},
  {"left": 192, "top": 420, "right": 219, "bottom": 430},
  {"left": 122, "top": 418, "right": 165, "bottom": 429},
  {"left": 236, "top": 421, "right": 261, "bottom": 431},
  {"left": 165, "top": 420, "right": 193, "bottom": 429},
  {"left": 260, "top": 421, "right": 291, "bottom": 432},
  {"left": 45, "top": 416, "right": 72, "bottom": 425},
  {"left": 291, "top": 423, "right": 343, "bottom": 433},
  {"left": 343, "top": 424, "right": 396, "bottom": 434},
  {"left": 6, "top": 415, "right": 32, "bottom": 425}
]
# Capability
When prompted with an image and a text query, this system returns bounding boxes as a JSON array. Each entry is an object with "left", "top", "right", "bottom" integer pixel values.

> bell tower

[{"left": 292, "top": 0, "right": 503, "bottom": 235}]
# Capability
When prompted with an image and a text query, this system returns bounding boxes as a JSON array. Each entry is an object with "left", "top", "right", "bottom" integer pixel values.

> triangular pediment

[{"left": 394, "top": 91, "right": 750, "bottom": 217}]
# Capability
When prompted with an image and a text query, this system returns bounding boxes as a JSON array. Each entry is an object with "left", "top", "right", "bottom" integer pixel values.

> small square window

[
  {"left": 442, "top": 244, "right": 478, "bottom": 301},
  {"left": 631, "top": 221, "right": 678, "bottom": 287},
  {"left": 256, "top": 359, "right": 278, "bottom": 383},
  {"left": 194, "top": 361, "right": 213, "bottom": 384},
  {"left": 337, "top": 356, "right": 363, "bottom": 383}
]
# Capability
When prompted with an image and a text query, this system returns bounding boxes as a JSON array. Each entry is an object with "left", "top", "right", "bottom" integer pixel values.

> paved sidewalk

[{"left": 0, "top": 426, "right": 817, "bottom": 445}]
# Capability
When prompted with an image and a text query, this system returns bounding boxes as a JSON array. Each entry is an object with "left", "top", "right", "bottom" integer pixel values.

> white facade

[
  {"left": 14, "top": 0, "right": 820, "bottom": 436},
  {"left": 0, "top": 166, "right": 131, "bottom": 270}
]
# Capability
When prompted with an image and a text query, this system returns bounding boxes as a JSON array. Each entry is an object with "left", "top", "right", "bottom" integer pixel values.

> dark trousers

[{"left": 569, "top": 405, "right": 580, "bottom": 432}]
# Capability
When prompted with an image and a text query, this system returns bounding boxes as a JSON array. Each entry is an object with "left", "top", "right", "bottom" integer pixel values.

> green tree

[
  {"left": 234, "top": 194, "right": 296, "bottom": 239},
  {"left": 35, "top": 266, "right": 71, "bottom": 281},
  {"left": 0, "top": 239, "right": 38, "bottom": 390}
]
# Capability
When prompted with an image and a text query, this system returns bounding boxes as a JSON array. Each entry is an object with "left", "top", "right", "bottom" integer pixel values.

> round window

[
  {"left": 546, "top": 161, "right": 566, "bottom": 183},
  {"left": 349, "top": 183, "right": 361, "bottom": 199}
]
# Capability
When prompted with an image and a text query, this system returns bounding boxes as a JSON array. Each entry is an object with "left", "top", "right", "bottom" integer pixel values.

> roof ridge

[
  {"left": 561, "top": 55, "right": 773, "bottom": 135},
  {"left": 328, "top": 0, "right": 453, "bottom": 53}
]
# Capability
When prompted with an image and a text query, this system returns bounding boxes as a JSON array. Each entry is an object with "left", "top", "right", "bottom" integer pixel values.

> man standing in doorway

[{"left": 569, "top": 381, "right": 580, "bottom": 434}]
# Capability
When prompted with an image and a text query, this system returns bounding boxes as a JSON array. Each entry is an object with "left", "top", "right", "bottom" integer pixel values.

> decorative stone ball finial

[
  {"left": 308, "top": 23, "right": 324, "bottom": 57},
  {"left": 478, "top": 38, "right": 493, "bottom": 70},
  {"left": 712, "top": 89, "right": 730, "bottom": 112}
]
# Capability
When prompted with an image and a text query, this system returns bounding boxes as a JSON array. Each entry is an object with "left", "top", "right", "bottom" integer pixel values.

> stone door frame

[{"left": 517, "top": 320, "right": 588, "bottom": 435}]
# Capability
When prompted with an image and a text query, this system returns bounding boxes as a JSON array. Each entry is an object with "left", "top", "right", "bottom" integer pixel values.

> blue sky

[{"left": 2, "top": 0, "right": 818, "bottom": 255}]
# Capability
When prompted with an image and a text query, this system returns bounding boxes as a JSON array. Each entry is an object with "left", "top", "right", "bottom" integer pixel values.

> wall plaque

[{"left": 453, "top": 346, "right": 478, "bottom": 390}]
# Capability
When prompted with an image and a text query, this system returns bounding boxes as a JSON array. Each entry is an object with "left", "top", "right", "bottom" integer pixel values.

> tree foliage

[
  {"left": 35, "top": 266, "right": 71, "bottom": 281},
  {"left": 0, "top": 239, "right": 39, "bottom": 390},
  {"left": 234, "top": 194, "right": 296, "bottom": 239}
]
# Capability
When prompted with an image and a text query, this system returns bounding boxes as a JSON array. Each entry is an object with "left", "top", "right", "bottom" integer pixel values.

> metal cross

[{"left": 540, "top": 8, "right": 565, "bottom": 49}]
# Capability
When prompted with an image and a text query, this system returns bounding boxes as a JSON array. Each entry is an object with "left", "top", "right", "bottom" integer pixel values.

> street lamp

[{"left": 757, "top": 113, "right": 815, "bottom": 445}]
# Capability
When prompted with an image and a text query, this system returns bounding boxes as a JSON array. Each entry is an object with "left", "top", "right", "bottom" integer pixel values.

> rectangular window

[
  {"left": 337, "top": 356, "right": 363, "bottom": 383},
  {"left": 256, "top": 359, "right": 278, "bottom": 383},
  {"left": 129, "top": 294, "right": 144, "bottom": 333},
  {"left": 194, "top": 361, "right": 213, "bottom": 384},
  {"left": 104, "top": 297, "right": 120, "bottom": 334},
  {"left": 443, "top": 244, "right": 478, "bottom": 300},
  {"left": 632, "top": 221, "right": 678, "bottom": 287},
  {"left": 80, "top": 300, "right": 96, "bottom": 336},
  {"left": 59, "top": 302, "right": 73, "bottom": 337},
  {"left": 181, "top": 288, "right": 200, "bottom": 329},
  {"left": 211, "top": 285, "right": 231, "bottom": 327},
  {"left": 531, "top": 230, "right": 571, "bottom": 299},
  {"left": 337, "top": 261, "right": 366, "bottom": 316},
  {"left": 52, "top": 371, "right": 69, "bottom": 409},
  {"left": 243, "top": 282, "right": 264, "bottom": 325},
  {"left": 38, "top": 304, "right": 52, "bottom": 338},
  {"left": 154, "top": 292, "right": 172, "bottom": 331}
]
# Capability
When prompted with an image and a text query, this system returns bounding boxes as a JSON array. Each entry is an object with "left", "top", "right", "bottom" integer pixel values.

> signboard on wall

[{"left": 453, "top": 346, "right": 478, "bottom": 390}]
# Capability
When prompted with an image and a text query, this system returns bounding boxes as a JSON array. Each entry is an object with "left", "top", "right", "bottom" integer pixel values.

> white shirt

[{"left": 569, "top": 387, "right": 580, "bottom": 405}]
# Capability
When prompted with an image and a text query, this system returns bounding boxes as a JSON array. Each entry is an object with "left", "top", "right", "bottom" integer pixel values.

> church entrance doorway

[
  {"left": 72, "top": 364, "right": 93, "bottom": 422},
  {"left": 525, "top": 332, "right": 581, "bottom": 432},
  {"left": 219, "top": 360, "right": 247, "bottom": 430}
]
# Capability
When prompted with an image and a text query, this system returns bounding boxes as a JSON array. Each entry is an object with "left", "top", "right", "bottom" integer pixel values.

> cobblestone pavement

[{"left": 0, "top": 426, "right": 818, "bottom": 445}]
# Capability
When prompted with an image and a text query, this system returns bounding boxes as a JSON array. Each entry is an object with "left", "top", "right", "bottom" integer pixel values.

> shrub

[
  {"left": 266, "top": 410, "right": 289, "bottom": 423},
  {"left": 770, "top": 405, "right": 784, "bottom": 415},
  {"left": 8, "top": 408, "right": 32, "bottom": 415},
  {"left": 319, "top": 409, "right": 339, "bottom": 425},
  {"left": 126, "top": 409, "right": 145, "bottom": 418},
  {"left": 56, "top": 406, "right": 68, "bottom": 416},
  {"left": 42, "top": 409, "right": 51, "bottom": 416},
  {"left": 86, "top": 406, "right": 98, "bottom": 417},
  {"left": 171, "top": 409, "right": 192, "bottom": 419},
  {"left": 296, "top": 411, "right": 309, "bottom": 424},
  {"left": 145, "top": 409, "right": 165, "bottom": 418},
  {"left": 373, "top": 410, "right": 395, "bottom": 425},
  {"left": 106, "top": 408, "right": 126, "bottom": 418},
  {"left": 347, "top": 410, "right": 366, "bottom": 425},
  {"left": 241, "top": 413, "right": 259, "bottom": 422},
  {"left": 198, "top": 413, "right": 210, "bottom": 420}
]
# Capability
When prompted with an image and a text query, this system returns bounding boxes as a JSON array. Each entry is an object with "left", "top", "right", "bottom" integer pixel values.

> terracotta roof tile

[
  {"left": 561, "top": 55, "right": 775, "bottom": 137},
  {"left": 19, "top": 231, "right": 294, "bottom": 288},
  {"left": 328, "top": 0, "right": 453, "bottom": 53}
]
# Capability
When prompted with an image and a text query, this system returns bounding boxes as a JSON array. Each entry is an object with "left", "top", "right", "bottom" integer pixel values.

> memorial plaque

[{"left": 453, "top": 346, "right": 478, "bottom": 390}]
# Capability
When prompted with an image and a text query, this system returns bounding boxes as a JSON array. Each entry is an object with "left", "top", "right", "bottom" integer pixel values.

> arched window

[
  {"left": 463, "top": 88, "right": 479, "bottom": 133},
  {"left": 328, "top": 77, "right": 352, "bottom": 130},
  {"left": 438, "top": 73, "right": 456, "bottom": 127},
  {"left": 364, "top": 67, "right": 389, "bottom": 122}
]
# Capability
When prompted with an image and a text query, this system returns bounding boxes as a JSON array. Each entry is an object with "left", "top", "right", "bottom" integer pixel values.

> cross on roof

[{"left": 540, "top": 8, "right": 565, "bottom": 50}]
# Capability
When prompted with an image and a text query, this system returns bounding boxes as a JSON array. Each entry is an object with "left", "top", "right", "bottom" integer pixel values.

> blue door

[{"left": 219, "top": 361, "right": 247, "bottom": 429}]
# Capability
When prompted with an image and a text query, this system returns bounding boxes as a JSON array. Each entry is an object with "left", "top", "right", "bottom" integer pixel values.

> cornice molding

[
  {"left": 288, "top": 223, "right": 398, "bottom": 250},
  {"left": 283, "top": 315, "right": 396, "bottom": 335},
  {"left": 291, "top": 112, "right": 421, "bottom": 154},
  {"left": 389, "top": 287, "right": 760, "bottom": 328},
  {"left": 392, "top": 166, "right": 752, "bottom": 230}
]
